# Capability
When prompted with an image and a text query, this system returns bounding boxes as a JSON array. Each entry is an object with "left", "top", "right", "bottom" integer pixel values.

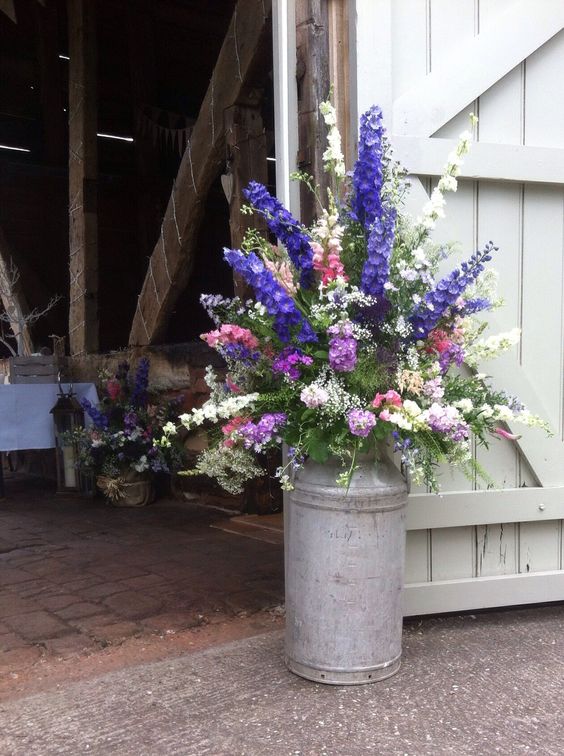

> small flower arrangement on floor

[
  {"left": 163, "top": 101, "right": 549, "bottom": 494},
  {"left": 72, "top": 358, "right": 184, "bottom": 499}
]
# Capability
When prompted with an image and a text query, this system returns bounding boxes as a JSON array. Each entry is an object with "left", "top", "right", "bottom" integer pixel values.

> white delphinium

[
  {"left": 454, "top": 398, "right": 474, "bottom": 414},
  {"left": 319, "top": 101, "right": 346, "bottom": 178},
  {"left": 417, "top": 115, "right": 477, "bottom": 231},
  {"left": 465, "top": 328, "right": 521, "bottom": 367}
]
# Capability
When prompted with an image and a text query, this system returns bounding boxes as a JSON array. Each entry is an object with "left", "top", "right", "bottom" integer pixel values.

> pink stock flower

[
  {"left": 492, "top": 427, "right": 521, "bottom": 442},
  {"left": 225, "top": 376, "right": 242, "bottom": 393},
  {"left": 372, "top": 390, "right": 403, "bottom": 409},
  {"left": 427, "top": 329, "right": 451, "bottom": 354},
  {"left": 221, "top": 416, "right": 248, "bottom": 447},
  {"left": 201, "top": 324, "right": 259, "bottom": 350},
  {"left": 379, "top": 409, "right": 392, "bottom": 422},
  {"left": 106, "top": 378, "right": 121, "bottom": 401}
]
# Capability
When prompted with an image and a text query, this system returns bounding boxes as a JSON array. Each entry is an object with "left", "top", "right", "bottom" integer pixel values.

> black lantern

[{"left": 50, "top": 386, "right": 88, "bottom": 494}]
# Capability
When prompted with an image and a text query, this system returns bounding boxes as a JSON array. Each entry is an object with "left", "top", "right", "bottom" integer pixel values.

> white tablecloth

[{"left": 0, "top": 383, "right": 99, "bottom": 451}]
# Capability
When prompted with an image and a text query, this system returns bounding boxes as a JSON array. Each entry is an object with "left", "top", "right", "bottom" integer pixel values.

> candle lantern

[{"left": 50, "top": 387, "right": 90, "bottom": 495}]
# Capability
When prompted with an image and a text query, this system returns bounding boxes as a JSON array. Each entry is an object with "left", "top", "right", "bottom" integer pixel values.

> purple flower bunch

[
  {"left": 81, "top": 397, "right": 109, "bottom": 430},
  {"left": 244, "top": 181, "right": 314, "bottom": 288},
  {"left": 328, "top": 321, "right": 357, "bottom": 372},
  {"left": 410, "top": 242, "right": 497, "bottom": 339},
  {"left": 238, "top": 413, "right": 288, "bottom": 450},
  {"left": 272, "top": 348, "right": 313, "bottom": 380},
  {"left": 224, "top": 248, "right": 317, "bottom": 344},
  {"left": 347, "top": 409, "right": 377, "bottom": 437},
  {"left": 350, "top": 106, "right": 386, "bottom": 228},
  {"left": 222, "top": 343, "right": 260, "bottom": 363}
]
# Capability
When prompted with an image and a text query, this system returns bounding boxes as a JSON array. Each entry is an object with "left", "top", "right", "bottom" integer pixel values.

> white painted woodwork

[{"left": 350, "top": 0, "right": 564, "bottom": 614}]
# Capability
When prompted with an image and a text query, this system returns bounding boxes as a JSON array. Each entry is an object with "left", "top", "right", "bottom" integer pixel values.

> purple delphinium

[
  {"left": 458, "top": 297, "right": 492, "bottom": 316},
  {"left": 360, "top": 208, "right": 397, "bottom": 299},
  {"left": 130, "top": 358, "right": 150, "bottom": 408},
  {"left": 328, "top": 321, "right": 357, "bottom": 372},
  {"left": 438, "top": 343, "right": 464, "bottom": 373},
  {"left": 350, "top": 106, "right": 386, "bottom": 228},
  {"left": 81, "top": 398, "right": 109, "bottom": 430},
  {"left": 410, "top": 242, "right": 497, "bottom": 339},
  {"left": 347, "top": 409, "right": 377, "bottom": 437},
  {"left": 272, "top": 348, "right": 313, "bottom": 381},
  {"left": 123, "top": 411, "right": 139, "bottom": 437},
  {"left": 222, "top": 343, "right": 260, "bottom": 364},
  {"left": 223, "top": 248, "right": 317, "bottom": 344},
  {"left": 238, "top": 413, "right": 287, "bottom": 450},
  {"left": 243, "top": 181, "right": 314, "bottom": 288}
]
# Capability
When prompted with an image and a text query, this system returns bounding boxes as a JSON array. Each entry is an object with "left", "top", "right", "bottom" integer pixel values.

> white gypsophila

[
  {"left": 195, "top": 447, "right": 263, "bottom": 495},
  {"left": 403, "top": 346, "right": 421, "bottom": 371},
  {"left": 465, "top": 328, "right": 521, "bottom": 367},
  {"left": 381, "top": 315, "right": 412, "bottom": 339},
  {"left": 314, "top": 369, "right": 359, "bottom": 423},
  {"left": 454, "top": 398, "right": 474, "bottom": 414}
]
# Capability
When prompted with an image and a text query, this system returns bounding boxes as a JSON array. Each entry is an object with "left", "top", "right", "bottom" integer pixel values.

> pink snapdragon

[
  {"left": 372, "top": 390, "right": 402, "bottom": 409},
  {"left": 263, "top": 257, "right": 299, "bottom": 295},
  {"left": 106, "top": 378, "right": 121, "bottom": 401},
  {"left": 492, "top": 427, "right": 521, "bottom": 441},
  {"left": 311, "top": 240, "right": 348, "bottom": 285},
  {"left": 201, "top": 324, "right": 259, "bottom": 350}
]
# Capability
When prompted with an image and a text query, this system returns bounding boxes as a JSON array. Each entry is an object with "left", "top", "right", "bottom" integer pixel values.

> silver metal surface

[{"left": 285, "top": 451, "right": 408, "bottom": 685}]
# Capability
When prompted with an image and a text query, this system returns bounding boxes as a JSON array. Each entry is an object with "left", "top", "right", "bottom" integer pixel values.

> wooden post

[
  {"left": 295, "top": 0, "right": 331, "bottom": 226},
  {"left": 224, "top": 103, "right": 268, "bottom": 298},
  {"left": 67, "top": 0, "right": 98, "bottom": 355}
]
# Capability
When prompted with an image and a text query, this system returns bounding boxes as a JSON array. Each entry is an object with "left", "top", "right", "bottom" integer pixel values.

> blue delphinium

[
  {"left": 81, "top": 398, "right": 109, "bottom": 430},
  {"left": 130, "top": 357, "right": 150, "bottom": 408},
  {"left": 243, "top": 181, "right": 314, "bottom": 289},
  {"left": 410, "top": 242, "right": 497, "bottom": 339},
  {"left": 360, "top": 208, "right": 397, "bottom": 298},
  {"left": 350, "top": 106, "right": 386, "bottom": 228},
  {"left": 224, "top": 248, "right": 317, "bottom": 343}
]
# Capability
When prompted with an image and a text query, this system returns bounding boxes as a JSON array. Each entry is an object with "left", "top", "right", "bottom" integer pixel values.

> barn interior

[{"left": 0, "top": 0, "right": 275, "bottom": 358}]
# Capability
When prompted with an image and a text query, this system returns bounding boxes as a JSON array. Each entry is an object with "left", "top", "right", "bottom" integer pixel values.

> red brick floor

[{"left": 0, "top": 473, "right": 284, "bottom": 688}]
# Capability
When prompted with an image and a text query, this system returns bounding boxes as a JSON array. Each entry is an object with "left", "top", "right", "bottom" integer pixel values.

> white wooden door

[{"left": 351, "top": 0, "right": 564, "bottom": 615}]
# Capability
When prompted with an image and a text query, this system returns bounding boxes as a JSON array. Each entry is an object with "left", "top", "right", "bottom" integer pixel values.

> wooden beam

[
  {"left": 327, "top": 0, "right": 351, "bottom": 168},
  {"left": 224, "top": 103, "right": 268, "bottom": 298},
  {"left": 67, "top": 0, "right": 98, "bottom": 355},
  {"left": 295, "top": 0, "right": 330, "bottom": 225},
  {"left": 0, "top": 227, "right": 33, "bottom": 356},
  {"left": 35, "top": 0, "right": 67, "bottom": 165},
  {"left": 129, "top": 0, "right": 272, "bottom": 346}
]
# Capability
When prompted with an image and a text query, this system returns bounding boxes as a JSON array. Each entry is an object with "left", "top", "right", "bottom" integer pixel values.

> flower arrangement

[
  {"left": 73, "top": 359, "right": 185, "bottom": 491},
  {"left": 164, "top": 102, "right": 548, "bottom": 495}
]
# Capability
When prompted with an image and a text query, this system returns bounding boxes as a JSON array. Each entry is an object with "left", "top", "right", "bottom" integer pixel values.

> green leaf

[{"left": 313, "top": 350, "right": 329, "bottom": 359}]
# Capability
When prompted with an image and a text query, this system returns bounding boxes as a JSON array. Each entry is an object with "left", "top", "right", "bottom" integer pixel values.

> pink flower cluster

[
  {"left": 311, "top": 240, "right": 348, "bottom": 285},
  {"left": 221, "top": 416, "right": 248, "bottom": 448},
  {"left": 372, "top": 390, "right": 402, "bottom": 409},
  {"left": 201, "top": 324, "right": 259, "bottom": 350}
]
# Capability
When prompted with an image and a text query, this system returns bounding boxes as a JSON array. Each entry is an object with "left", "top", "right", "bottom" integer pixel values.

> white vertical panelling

[
  {"left": 431, "top": 526, "right": 475, "bottom": 580},
  {"left": 432, "top": 0, "right": 478, "bottom": 138},
  {"left": 405, "top": 530, "right": 431, "bottom": 583},
  {"left": 391, "top": 0, "right": 429, "bottom": 97},
  {"left": 521, "top": 186, "right": 564, "bottom": 433},
  {"left": 519, "top": 521, "right": 562, "bottom": 573},
  {"left": 476, "top": 523, "right": 518, "bottom": 577},
  {"left": 524, "top": 30, "right": 564, "bottom": 149}
]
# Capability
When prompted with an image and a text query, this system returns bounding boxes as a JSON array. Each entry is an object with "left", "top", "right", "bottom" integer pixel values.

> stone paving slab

[
  {"left": 2, "top": 606, "right": 564, "bottom": 755},
  {"left": 0, "top": 475, "right": 284, "bottom": 678}
]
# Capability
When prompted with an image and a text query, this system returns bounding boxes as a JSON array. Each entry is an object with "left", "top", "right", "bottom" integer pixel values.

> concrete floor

[
  {"left": 2, "top": 473, "right": 564, "bottom": 754},
  {"left": 2, "top": 605, "right": 564, "bottom": 755}
]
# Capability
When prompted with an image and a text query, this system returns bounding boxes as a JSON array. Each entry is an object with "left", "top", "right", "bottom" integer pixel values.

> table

[{"left": 0, "top": 383, "right": 99, "bottom": 496}]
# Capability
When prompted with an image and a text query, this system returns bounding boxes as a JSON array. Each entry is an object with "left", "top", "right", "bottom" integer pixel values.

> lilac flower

[
  {"left": 360, "top": 208, "right": 396, "bottom": 298},
  {"left": 328, "top": 321, "right": 357, "bottom": 372},
  {"left": 410, "top": 242, "right": 497, "bottom": 339},
  {"left": 238, "top": 413, "right": 287, "bottom": 450},
  {"left": 422, "top": 377, "right": 445, "bottom": 401},
  {"left": 243, "top": 181, "right": 314, "bottom": 288},
  {"left": 350, "top": 106, "right": 385, "bottom": 228},
  {"left": 422, "top": 403, "right": 468, "bottom": 441},
  {"left": 81, "top": 398, "right": 109, "bottom": 430},
  {"left": 272, "top": 348, "right": 313, "bottom": 381},
  {"left": 130, "top": 358, "right": 150, "bottom": 408},
  {"left": 347, "top": 409, "right": 377, "bottom": 437},
  {"left": 224, "top": 248, "right": 317, "bottom": 344}
]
